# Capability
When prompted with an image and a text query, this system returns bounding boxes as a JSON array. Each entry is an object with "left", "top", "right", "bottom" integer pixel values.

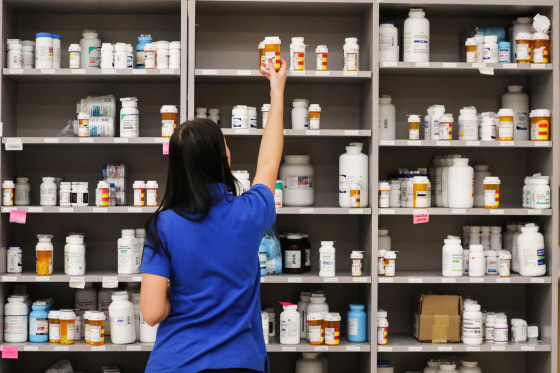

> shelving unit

[{"left": 0, "top": 0, "right": 556, "bottom": 372}]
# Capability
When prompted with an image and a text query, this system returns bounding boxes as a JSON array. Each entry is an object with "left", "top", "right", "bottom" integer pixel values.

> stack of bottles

[
  {"left": 73, "top": 95, "right": 117, "bottom": 137},
  {"left": 523, "top": 173, "right": 551, "bottom": 209},
  {"left": 422, "top": 357, "right": 483, "bottom": 373},
  {"left": 118, "top": 228, "right": 147, "bottom": 275},
  {"left": 102, "top": 163, "right": 127, "bottom": 206},
  {"left": 378, "top": 8, "right": 430, "bottom": 63},
  {"left": 291, "top": 99, "right": 322, "bottom": 130}
]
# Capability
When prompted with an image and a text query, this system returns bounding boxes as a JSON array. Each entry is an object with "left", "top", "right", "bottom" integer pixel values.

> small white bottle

[
  {"left": 290, "top": 37, "right": 305, "bottom": 71},
  {"left": 7, "top": 40, "right": 23, "bottom": 69},
  {"left": 319, "top": 241, "right": 336, "bottom": 277},
  {"left": 108, "top": 291, "right": 136, "bottom": 344},
  {"left": 468, "top": 244, "right": 485, "bottom": 277},
  {"left": 292, "top": 99, "right": 308, "bottom": 130},
  {"left": 261, "top": 311, "right": 269, "bottom": 345},
  {"left": 68, "top": 44, "right": 81, "bottom": 69},
  {"left": 118, "top": 229, "right": 138, "bottom": 275},
  {"left": 485, "top": 250, "right": 498, "bottom": 275},
  {"left": 473, "top": 165, "right": 491, "bottom": 208},
  {"left": 135, "top": 228, "right": 146, "bottom": 273},
  {"left": 6, "top": 244, "right": 22, "bottom": 273},
  {"left": 120, "top": 97, "right": 139, "bottom": 137},
  {"left": 379, "top": 96, "right": 396, "bottom": 140},
  {"left": 279, "top": 303, "right": 300, "bottom": 345},
  {"left": 485, "top": 312, "right": 496, "bottom": 343},
  {"left": 65, "top": 235, "right": 86, "bottom": 276},
  {"left": 437, "top": 362, "right": 458, "bottom": 373},
  {"left": 231, "top": 105, "right": 248, "bottom": 128},
  {"left": 424, "top": 359, "right": 440, "bottom": 373},
  {"left": 533, "top": 177, "right": 550, "bottom": 209},
  {"left": 403, "top": 8, "right": 430, "bottom": 62},
  {"left": 482, "top": 35, "right": 499, "bottom": 63},
  {"left": 100, "top": 43, "right": 114, "bottom": 69},
  {"left": 462, "top": 302, "right": 483, "bottom": 345},
  {"left": 114, "top": 43, "right": 128, "bottom": 69},
  {"left": 40, "top": 177, "right": 57, "bottom": 206},
  {"left": 343, "top": 37, "right": 359, "bottom": 71},
  {"left": 377, "top": 309, "right": 389, "bottom": 345},
  {"left": 442, "top": 235, "right": 463, "bottom": 277},
  {"left": 493, "top": 313, "right": 508, "bottom": 344},
  {"left": 490, "top": 226, "right": 502, "bottom": 250},
  {"left": 459, "top": 359, "right": 481, "bottom": 373},
  {"left": 139, "top": 310, "right": 159, "bottom": 343}
]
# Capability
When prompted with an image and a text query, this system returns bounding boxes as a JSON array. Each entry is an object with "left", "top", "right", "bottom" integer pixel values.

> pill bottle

[
  {"left": 66, "top": 235, "right": 86, "bottom": 276},
  {"left": 485, "top": 250, "right": 498, "bottom": 275},
  {"left": 120, "top": 97, "right": 139, "bottom": 137},
  {"left": 48, "top": 310, "right": 61, "bottom": 343},
  {"left": 156, "top": 40, "right": 169, "bottom": 69},
  {"left": 316, "top": 45, "right": 328, "bottom": 71},
  {"left": 377, "top": 309, "right": 389, "bottom": 346},
  {"left": 307, "top": 312, "right": 324, "bottom": 345},
  {"left": 59, "top": 310, "right": 75, "bottom": 345},
  {"left": 7, "top": 244, "right": 22, "bottom": 273},
  {"left": 403, "top": 9, "right": 429, "bottom": 62},
  {"left": 458, "top": 107, "right": 478, "bottom": 140},
  {"left": 408, "top": 114, "right": 421, "bottom": 140},
  {"left": 378, "top": 250, "right": 386, "bottom": 276},
  {"left": 135, "top": 34, "right": 153, "bottom": 69},
  {"left": 350, "top": 251, "right": 364, "bottom": 277},
  {"left": 279, "top": 303, "right": 300, "bottom": 344},
  {"left": 7, "top": 40, "right": 23, "bottom": 69},
  {"left": 22, "top": 40, "right": 34, "bottom": 68},
  {"left": 512, "top": 18, "right": 532, "bottom": 61},
  {"left": 498, "top": 250, "right": 511, "bottom": 278},
  {"left": 308, "top": 104, "right": 321, "bottom": 130},
  {"left": 442, "top": 235, "right": 463, "bottom": 277},
  {"left": 78, "top": 112, "right": 90, "bottom": 137},
  {"left": 2, "top": 180, "right": 15, "bottom": 206},
  {"left": 465, "top": 38, "right": 477, "bottom": 63},
  {"left": 532, "top": 33, "right": 549, "bottom": 63},
  {"left": 511, "top": 319, "right": 528, "bottom": 343},
  {"left": 501, "top": 86, "right": 529, "bottom": 140},
  {"left": 480, "top": 113, "right": 496, "bottom": 141},
  {"left": 343, "top": 37, "right": 359, "bottom": 71},
  {"left": 109, "top": 291, "right": 136, "bottom": 344},
  {"left": 168, "top": 40, "right": 180, "bottom": 69},
  {"left": 347, "top": 304, "right": 366, "bottom": 343},
  {"left": 146, "top": 180, "right": 158, "bottom": 207},
  {"left": 529, "top": 109, "right": 550, "bottom": 141},
  {"left": 112, "top": 43, "right": 127, "bottom": 69},
  {"left": 498, "top": 41, "right": 511, "bottom": 63},
  {"left": 378, "top": 181, "right": 390, "bottom": 208},
  {"left": 29, "top": 301, "right": 49, "bottom": 343},
  {"left": 493, "top": 313, "right": 508, "bottom": 344},
  {"left": 518, "top": 223, "right": 546, "bottom": 276},
  {"left": 36, "top": 234, "right": 54, "bottom": 276},
  {"left": 133, "top": 181, "right": 145, "bottom": 207},
  {"left": 247, "top": 106, "right": 258, "bottom": 128},
  {"left": 160, "top": 105, "right": 178, "bottom": 137},
  {"left": 280, "top": 155, "right": 314, "bottom": 206},
  {"left": 483, "top": 35, "right": 498, "bottom": 63},
  {"left": 263, "top": 36, "right": 281, "bottom": 73},
  {"left": 324, "top": 313, "right": 340, "bottom": 346},
  {"left": 339, "top": 143, "right": 369, "bottom": 208},
  {"left": 40, "top": 176, "right": 57, "bottom": 206},
  {"left": 284, "top": 233, "right": 304, "bottom": 274},
  {"left": 80, "top": 30, "right": 101, "bottom": 68},
  {"left": 292, "top": 99, "right": 308, "bottom": 130},
  {"left": 483, "top": 176, "right": 500, "bottom": 209},
  {"left": 412, "top": 176, "right": 429, "bottom": 208},
  {"left": 462, "top": 302, "right": 482, "bottom": 345},
  {"left": 490, "top": 226, "right": 501, "bottom": 250},
  {"left": 144, "top": 43, "right": 156, "bottom": 69},
  {"left": 95, "top": 181, "right": 110, "bottom": 207},
  {"left": 118, "top": 229, "right": 138, "bottom": 275},
  {"left": 439, "top": 113, "right": 453, "bottom": 140},
  {"left": 66, "top": 44, "right": 81, "bottom": 69},
  {"left": 438, "top": 363, "right": 458, "bottom": 373},
  {"left": 468, "top": 244, "right": 485, "bottom": 277},
  {"left": 448, "top": 158, "right": 474, "bottom": 209},
  {"left": 424, "top": 359, "right": 441, "bottom": 373},
  {"left": 384, "top": 251, "right": 397, "bottom": 277},
  {"left": 261, "top": 311, "right": 269, "bottom": 345},
  {"left": 389, "top": 180, "right": 401, "bottom": 207},
  {"left": 533, "top": 177, "right": 550, "bottom": 209},
  {"left": 306, "top": 296, "right": 328, "bottom": 341},
  {"left": 498, "top": 108, "right": 514, "bottom": 141},
  {"left": 274, "top": 180, "right": 282, "bottom": 208},
  {"left": 4, "top": 296, "right": 28, "bottom": 343},
  {"left": 515, "top": 33, "right": 532, "bottom": 63},
  {"left": 208, "top": 108, "right": 220, "bottom": 125},
  {"left": 77, "top": 182, "right": 89, "bottom": 207},
  {"left": 89, "top": 311, "right": 105, "bottom": 345},
  {"left": 290, "top": 37, "right": 305, "bottom": 71},
  {"left": 258, "top": 40, "right": 265, "bottom": 70},
  {"left": 261, "top": 104, "right": 270, "bottom": 128},
  {"left": 35, "top": 32, "right": 53, "bottom": 69},
  {"left": 319, "top": 241, "right": 336, "bottom": 277},
  {"left": 379, "top": 96, "right": 396, "bottom": 140},
  {"left": 100, "top": 43, "right": 114, "bottom": 69},
  {"left": 379, "top": 21, "right": 399, "bottom": 63},
  {"left": 473, "top": 165, "right": 491, "bottom": 207}
]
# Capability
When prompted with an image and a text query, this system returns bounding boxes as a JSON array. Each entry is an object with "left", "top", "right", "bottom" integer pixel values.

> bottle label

[
  {"left": 146, "top": 189, "right": 158, "bottom": 206},
  {"left": 280, "top": 318, "right": 298, "bottom": 338},
  {"left": 414, "top": 190, "right": 428, "bottom": 208},
  {"left": 378, "top": 257, "right": 385, "bottom": 275},
  {"left": 494, "top": 326, "right": 508, "bottom": 343},
  {"left": 286, "top": 175, "right": 313, "bottom": 190},
  {"left": 409, "top": 128, "right": 420, "bottom": 140},
  {"left": 377, "top": 326, "right": 387, "bottom": 344},
  {"left": 462, "top": 318, "right": 482, "bottom": 338},
  {"left": 348, "top": 318, "right": 358, "bottom": 336},
  {"left": 325, "top": 326, "right": 340, "bottom": 345},
  {"left": 305, "top": 248, "right": 311, "bottom": 267},
  {"left": 466, "top": 51, "right": 477, "bottom": 63},
  {"left": 316, "top": 53, "right": 327, "bottom": 71},
  {"left": 485, "top": 325, "right": 495, "bottom": 342},
  {"left": 308, "top": 324, "right": 323, "bottom": 343},
  {"left": 351, "top": 259, "right": 362, "bottom": 277},
  {"left": 90, "top": 324, "right": 104, "bottom": 343},
  {"left": 344, "top": 51, "right": 358, "bottom": 72},
  {"left": 499, "top": 259, "right": 510, "bottom": 276},
  {"left": 487, "top": 258, "right": 498, "bottom": 274},
  {"left": 516, "top": 44, "right": 531, "bottom": 61},
  {"left": 320, "top": 253, "right": 335, "bottom": 275},
  {"left": 484, "top": 190, "right": 498, "bottom": 207},
  {"left": 535, "top": 191, "right": 550, "bottom": 207},
  {"left": 384, "top": 260, "right": 395, "bottom": 277},
  {"left": 284, "top": 250, "right": 301, "bottom": 269},
  {"left": 162, "top": 119, "right": 175, "bottom": 137},
  {"left": 49, "top": 324, "right": 60, "bottom": 340},
  {"left": 291, "top": 52, "right": 304, "bottom": 71},
  {"left": 259, "top": 252, "right": 267, "bottom": 271},
  {"left": 120, "top": 113, "right": 139, "bottom": 135},
  {"left": 264, "top": 51, "right": 280, "bottom": 72},
  {"left": 379, "top": 190, "right": 389, "bottom": 208},
  {"left": 533, "top": 46, "right": 548, "bottom": 63},
  {"left": 274, "top": 189, "right": 282, "bottom": 208},
  {"left": 5, "top": 315, "right": 27, "bottom": 335}
]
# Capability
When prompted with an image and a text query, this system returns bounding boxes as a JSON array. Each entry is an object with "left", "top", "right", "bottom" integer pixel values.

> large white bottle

[
  {"left": 108, "top": 291, "right": 136, "bottom": 344},
  {"left": 501, "top": 85, "right": 529, "bottom": 140},
  {"left": 404, "top": 8, "right": 430, "bottom": 62},
  {"left": 339, "top": 143, "right": 369, "bottom": 207},
  {"left": 279, "top": 303, "right": 300, "bottom": 344},
  {"left": 379, "top": 96, "right": 396, "bottom": 140},
  {"left": 447, "top": 158, "right": 474, "bottom": 208},
  {"left": 118, "top": 229, "right": 138, "bottom": 274},
  {"left": 517, "top": 223, "right": 546, "bottom": 277},
  {"left": 473, "top": 165, "right": 491, "bottom": 207}
]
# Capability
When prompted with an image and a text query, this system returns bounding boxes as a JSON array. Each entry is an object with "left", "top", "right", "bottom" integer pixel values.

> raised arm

[{"left": 252, "top": 57, "right": 287, "bottom": 193}]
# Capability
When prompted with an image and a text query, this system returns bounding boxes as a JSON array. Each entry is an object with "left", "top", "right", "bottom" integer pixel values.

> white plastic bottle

[
  {"left": 295, "top": 352, "right": 323, "bottom": 373},
  {"left": 533, "top": 177, "right": 550, "bottom": 209},
  {"left": 462, "top": 302, "right": 483, "bottom": 345},
  {"left": 40, "top": 177, "right": 57, "bottom": 206},
  {"left": 483, "top": 35, "right": 499, "bottom": 63},
  {"left": 279, "top": 155, "right": 314, "bottom": 207},
  {"left": 292, "top": 99, "right": 308, "bottom": 129},
  {"left": 430, "top": 105, "right": 445, "bottom": 141},
  {"left": 486, "top": 250, "right": 498, "bottom": 275},
  {"left": 4, "top": 295, "right": 28, "bottom": 342},
  {"left": 501, "top": 86, "right": 529, "bottom": 141},
  {"left": 15, "top": 177, "right": 31, "bottom": 206},
  {"left": 343, "top": 37, "right": 359, "bottom": 71},
  {"left": 131, "top": 292, "right": 141, "bottom": 339},
  {"left": 379, "top": 96, "right": 396, "bottom": 140},
  {"left": 437, "top": 362, "right": 458, "bottom": 373},
  {"left": 379, "top": 21, "right": 399, "bottom": 63},
  {"left": 65, "top": 235, "right": 86, "bottom": 276},
  {"left": 468, "top": 244, "right": 485, "bottom": 277},
  {"left": 135, "top": 228, "right": 146, "bottom": 272},
  {"left": 290, "top": 37, "right": 305, "bottom": 71},
  {"left": 504, "top": 224, "right": 517, "bottom": 252},
  {"left": 424, "top": 359, "right": 440, "bottom": 373},
  {"left": 490, "top": 226, "right": 502, "bottom": 251},
  {"left": 442, "top": 236, "right": 463, "bottom": 277},
  {"left": 511, "top": 223, "right": 523, "bottom": 273},
  {"left": 493, "top": 313, "right": 508, "bottom": 344},
  {"left": 458, "top": 107, "right": 478, "bottom": 140},
  {"left": 403, "top": 9, "right": 430, "bottom": 62},
  {"left": 473, "top": 165, "right": 491, "bottom": 207},
  {"left": 447, "top": 158, "right": 474, "bottom": 208},
  {"left": 517, "top": 223, "right": 546, "bottom": 276},
  {"left": 279, "top": 304, "right": 300, "bottom": 344},
  {"left": 458, "top": 359, "right": 481, "bottom": 373},
  {"left": 100, "top": 43, "right": 114, "bottom": 69},
  {"left": 114, "top": 43, "right": 128, "bottom": 69},
  {"left": 120, "top": 97, "right": 139, "bottom": 137},
  {"left": 118, "top": 229, "right": 138, "bottom": 274},
  {"left": 80, "top": 30, "right": 101, "bottom": 68},
  {"left": 109, "top": 291, "right": 136, "bottom": 344},
  {"left": 480, "top": 226, "right": 491, "bottom": 251},
  {"left": 232, "top": 170, "right": 251, "bottom": 195},
  {"left": 339, "top": 142, "right": 369, "bottom": 208},
  {"left": 319, "top": 241, "right": 336, "bottom": 277},
  {"left": 35, "top": 33, "right": 53, "bottom": 69},
  {"left": 139, "top": 310, "right": 159, "bottom": 343},
  {"left": 306, "top": 295, "right": 329, "bottom": 341}
]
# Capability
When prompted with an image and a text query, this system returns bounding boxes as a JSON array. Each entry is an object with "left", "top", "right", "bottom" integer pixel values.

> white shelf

[
  {"left": 2, "top": 68, "right": 180, "bottom": 82},
  {"left": 277, "top": 207, "right": 371, "bottom": 215},
  {"left": 2, "top": 137, "right": 170, "bottom": 146},
  {"left": 379, "top": 140, "right": 552, "bottom": 148},
  {"left": 379, "top": 62, "right": 553, "bottom": 76},
  {"left": 195, "top": 69, "right": 372, "bottom": 83},
  {"left": 0, "top": 272, "right": 143, "bottom": 284},
  {"left": 266, "top": 337, "right": 370, "bottom": 353},
  {"left": 0, "top": 341, "right": 154, "bottom": 352},
  {"left": 377, "top": 272, "right": 551, "bottom": 284},
  {"left": 378, "top": 335, "right": 551, "bottom": 353},
  {"left": 261, "top": 272, "right": 371, "bottom": 284},
  {"left": 223, "top": 129, "right": 372, "bottom": 137},
  {"left": 378, "top": 208, "right": 552, "bottom": 216}
]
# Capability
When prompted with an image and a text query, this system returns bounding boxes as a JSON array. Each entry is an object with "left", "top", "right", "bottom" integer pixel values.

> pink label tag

[
  {"left": 162, "top": 142, "right": 170, "bottom": 155},
  {"left": 9, "top": 210, "right": 26, "bottom": 224},
  {"left": 413, "top": 211, "right": 429, "bottom": 224},
  {"left": 2, "top": 346, "right": 18, "bottom": 359}
]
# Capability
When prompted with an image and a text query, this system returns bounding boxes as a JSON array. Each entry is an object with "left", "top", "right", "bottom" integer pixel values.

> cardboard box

[{"left": 413, "top": 294, "right": 462, "bottom": 343}]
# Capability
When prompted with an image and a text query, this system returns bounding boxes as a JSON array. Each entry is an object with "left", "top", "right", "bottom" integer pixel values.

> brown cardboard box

[{"left": 413, "top": 294, "right": 463, "bottom": 343}]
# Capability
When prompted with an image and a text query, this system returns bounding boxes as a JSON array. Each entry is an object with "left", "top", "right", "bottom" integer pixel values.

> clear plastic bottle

[{"left": 403, "top": 9, "right": 430, "bottom": 62}]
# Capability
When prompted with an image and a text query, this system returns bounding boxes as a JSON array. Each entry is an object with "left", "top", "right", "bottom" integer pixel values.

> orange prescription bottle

[
  {"left": 530, "top": 109, "right": 551, "bottom": 141},
  {"left": 49, "top": 310, "right": 60, "bottom": 343},
  {"left": 483, "top": 176, "right": 500, "bottom": 209},
  {"left": 515, "top": 33, "right": 532, "bottom": 63},
  {"left": 324, "top": 313, "right": 341, "bottom": 346},
  {"left": 263, "top": 36, "right": 281, "bottom": 72},
  {"left": 532, "top": 33, "right": 549, "bottom": 63},
  {"left": 161, "top": 105, "right": 178, "bottom": 138},
  {"left": 307, "top": 312, "right": 324, "bottom": 345},
  {"left": 412, "top": 176, "right": 429, "bottom": 208},
  {"left": 258, "top": 40, "right": 265, "bottom": 71},
  {"left": 89, "top": 311, "right": 105, "bottom": 346},
  {"left": 59, "top": 310, "right": 76, "bottom": 345}
]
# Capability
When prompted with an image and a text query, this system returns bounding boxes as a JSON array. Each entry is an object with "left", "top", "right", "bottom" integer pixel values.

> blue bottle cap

[
  {"left": 8, "top": 243, "right": 21, "bottom": 248},
  {"left": 349, "top": 304, "right": 365, "bottom": 310},
  {"left": 498, "top": 41, "right": 511, "bottom": 48},
  {"left": 377, "top": 360, "right": 391, "bottom": 367},
  {"left": 36, "top": 32, "right": 53, "bottom": 38},
  {"left": 52, "top": 34, "right": 61, "bottom": 40},
  {"left": 380, "top": 21, "right": 395, "bottom": 25}
]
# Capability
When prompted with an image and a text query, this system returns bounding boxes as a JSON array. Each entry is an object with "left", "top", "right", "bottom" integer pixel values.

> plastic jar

[
  {"left": 518, "top": 223, "right": 545, "bottom": 276},
  {"left": 292, "top": 99, "right": 308, "bottom": 129},
  {"left": 442, "top": 236, "right": 463, "bottom": 277},
  {"left": 100, "top": 43, "right": 114, "bottom": 69},
  {"left": 412, "top": 176, "right": 429, "bottom": 208},
  {"left": 307, "top": 312, "right": 324, "bottom": 345},
  {"left": 169, "top": 41, "right": 181, "bottom": 69},
  {"left": 156, "top": 40, "right": 170, "bottom": 69},
  {"left": 324, "top": 313, "right": 341, "bottom": 346},
  {"left": 36, "top": 234, "right": 54, "bottom": 276},
  {"left": 403, "top": 9, "right": 430, "bottom": 62},
  {"left": 468, "top": 244, "right": 485, "bottom": 277},
  {"left": 40, "top": 177, "right": 57, "bottom": 206},
  {"left": 48, "top": 310, "right": 60, "bottom": 343},
  {"left": 144, "top": 43, "right": 156, "bottom": 69},
  {"left": 80, "top": 30, "right": 101, "bottom": 68},
  {"left": 319, "top": 241, "right": 336, "bottom": 277},
  {"left": 120, "top": 97, "right": 139, "bottom": 137},
  {"left": 379, "top": 96, "right": 396, "bottom": 140},
  {"left": 494, "top": 313, "right": 508, "bottom": 344},
  {"left": 448, "top": 158, "right": 474, "bottom": 208},
  {"left": 533, "top": 177, "right": 550, "bottom": 209},
  {"left": 515, "top": 33, "right": 532, "bottom": 63},
  {"left": 22, "top": 40, "right": 34, "bottom": 69},
  {"left": 290, "top": 37, "right": 305, "bottom": 71},
  {"left": 347, "top": 304, "right": 366, "bottom": 342},
  {"left": 279, "top": 303, "right": 300, "bottom": 344},
  {"left": 480, "top": 113, "right": 496, "bottom": 141},
  {"left": 379, "top": 21, "right": 399, "bottom": 63},
  {"left": 136, "top": 34, "right": 152, "bottom": 68},
  {"left": 89, "top": 311, "right": 105, "bottom": 345},
  {"left": 114, "top": 43, "right": 128, "bottom": 69},
  {"left": 462, "top": 303, "right": 482, "bottom": 345},
  {"left": 59, "top": 310, "right": 76, "bottom": 345},
  {"left": 486, "top": 250, "right": 498, "bottom": 275},
  {"left": 140, "top": 315, "right": 158, "bottom": 343},
  {"left": 35, "top": 32, "right": 53, "bottom": 69},
  {"left": 532, "top": 33, "right": 549, "bottom": 63},
  {"left": 161, "top": 105, "right": 178, "bottom": 137},
  {"left": 146, "top": 180, "right": 158, "bottom": 207},
  {"left": 498, "top": 41, "right": 511, "bottom": 63},
  {"left": 408, "top": 114, "right": 421, "bottom": 140},
  {"left": 339, "top": 143, "right": 369, "bottom": 208},
  {"left": 109, "top": 291, "right": 136, "bottom": 344},
  {"left": 512, "top": 17, "right": 532, "bottom": 61},
  {"left": 29, "top": 301, "right": 49, "bottom": 343},
  {"left": 350, "top": 251, "right": 364, "bottom": 277},
  {"left": 483, "top": 176, "right": 500, "bottom": 209},
  {"left": 458, "top": 107, "right": 478, "bottom": 140},
  {"left": 263, "top": 36, "right": 281, "bottom": 73},
  {"left": 7, "top": 40, "right": 23, "bottom": 69},
  {"left": 231, "top": 105, "right": 247, "bottom": 128},
  {"left": 530, "top": 109, "right": 550, "bottom": 141},
  {"left": 7, "top": 244, "right": 22, "bottom": 273},
  {"left": 377, "top": 309, "right": 388, "bottom": 345},
  {"left": 284, "top": 233, "right": 304, "bottom": 274},
  {"left": 343, "top": 37, "right": 359, "bottom": 71},
  {"left": 118, "top": 229, "right": 138, "bottom": 275},
  {"left": 4, "top": 296, "right": 28, "bottom": 343},
  {"left": 483, "top": 35, "right": 498, "bottom": 63},
  {"left": 316, "top": 45, "right": 328, "bottom": 71},
  {"left": 465, "top": 38, "right": 477, "bottom": 63},
  {"left": 308, "top": 104, "right": 321, "bottom": 130},
  {"left": 498, "top": 108, "right": 514, "bottom": 141},
  {"left": 2, "top": 180, "right": 15, "bottom": 206},
  {"left": 438, "top": 363, "right": 458, "bottom": 373},
  {"left": 280, "top": 155, "right": 314, "bottom": 206},
  {"left": 133, "top": 181, "right": 145, "bottom": 207},
  {"left": 389, "top": 180, "right": 401, "bottom": 207},
  {"left": 66, "top": 235, "right": 86, "bottom": 276},
  {"left": 384, "top": 251, "right": 397, "bottom": 277}
]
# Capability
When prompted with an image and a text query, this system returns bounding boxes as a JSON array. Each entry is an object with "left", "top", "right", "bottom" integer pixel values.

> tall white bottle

[
  {"left": 447, "top": 158, "right": 474, "bottom": 208},
  {"left": 501, "top": 85, "right": 529, "bottom": 140},
  {"left": 403, "top": 8, "right": 430, "bottom": 62},
  {"left": 517, "top": 223, "right": 546, "bottom": 277},
  {"left": 379, "top": 96, "right": 396, "bottom": 140},
  {"left": 280, "top": 303, "right": 300, "bottom": 344},
  {"left": 339, "top": 143, "right": 369, "bottom": 207}
]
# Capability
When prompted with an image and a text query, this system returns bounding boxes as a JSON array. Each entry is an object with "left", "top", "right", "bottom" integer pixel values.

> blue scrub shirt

[{"left": 140, "top": 183, "right": 275, "bottom": 373}]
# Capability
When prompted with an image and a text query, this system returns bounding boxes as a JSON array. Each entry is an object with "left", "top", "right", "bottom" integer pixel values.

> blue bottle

[
  {"left": 347, "top": 304, "right": 367, "bottom": 343},
  {"left": 29, "top": 301, "right": 49, "bottom": 343},
  {"left": 136, "top": 34, "right": 152, "bottom": 69}
]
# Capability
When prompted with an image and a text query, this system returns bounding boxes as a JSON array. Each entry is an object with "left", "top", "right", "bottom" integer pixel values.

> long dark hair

[{"left": 145, "top": 119, "right": 238, "bottom": 257}]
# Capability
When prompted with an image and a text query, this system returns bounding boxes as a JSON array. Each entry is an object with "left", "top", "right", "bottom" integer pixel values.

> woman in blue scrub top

[{"left": 139, "top": 57, "right": 287, "bottom": 373}]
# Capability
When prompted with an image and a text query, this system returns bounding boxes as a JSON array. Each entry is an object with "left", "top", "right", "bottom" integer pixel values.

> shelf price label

[
  {"left": 288, "top": 277, "right": 303, "bottom": 283},
  {"left": 521, "top": 345, "right": 536, "bottom": 351},
  {"left": 491, "top": 345, "right": 506, "bottom": 351},
  {"left": 346, "top": 346, "right": 361, "bottom": 351},
  {"left": 489, "top": 209, "right": 504, "bottom": 215},
  {"left": 281, "top": 347, "right": 297, "bottom": 352},
  {"left": 407, "top": 346, "right": 423, "bottom": 352},
  {"left": 437, "top": 346, "right": 453, "bottom": 351},
  {"left": 323, "top": 277, "right": 338, "bottom": 283},
  {"left": 451, "top": 209, "right": 466, "bottom": 214},
  {"left": 466, "top": 141, "right": 480, "bottom": 146},
  {"left": 377, "top": 346, "right": 392, "bottom": 352},
  {"left": 91, "top": 346, "right": 106, "bottom": 351},
  {"left": 466, "top": 346, "right": 480, "bottom": 351},
  {"left": 314, "top": 346, "right": 328, "bottom": 351},
  {"left": 378, "top": 277, "right": 394, "bottom": 283},
  {"left": 102, "top": 276, "right": 119, "bottom": 288},
  {"left": 69, "top": 277, "right": 86, "bottom": 289},
  {"left": 441, "top": 277, "right": 456, "bottom": 283},
  {"left": 127, "top": 345, "right": 142, "bottom": 351},
  {"left": 353, "top": 277, "right": 368, "bottom": 283},
  {"left": 5, "top": 139, "right": 23, "bottom": 151},
  {"left": 1, "top": 276, "right": 17, "bottom": 282}
]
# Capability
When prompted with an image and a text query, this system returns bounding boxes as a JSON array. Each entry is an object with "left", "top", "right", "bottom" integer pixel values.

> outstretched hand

[{"left": 260, "top": 57, "right": 287, "bottom": 96}]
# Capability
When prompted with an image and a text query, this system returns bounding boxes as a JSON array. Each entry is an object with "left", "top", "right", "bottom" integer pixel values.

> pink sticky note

[
  {"left": 9, "top": 210, "right": 26, "bottom": 224},
  {"left": 162, "top": 142, "right": 170, "bottom": 155},
  {"left": 413, "top": 211, "right": 429, "bottom": 224},
  {"left": 2, "top": 346, "right": 18, "bottom": 359}
]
